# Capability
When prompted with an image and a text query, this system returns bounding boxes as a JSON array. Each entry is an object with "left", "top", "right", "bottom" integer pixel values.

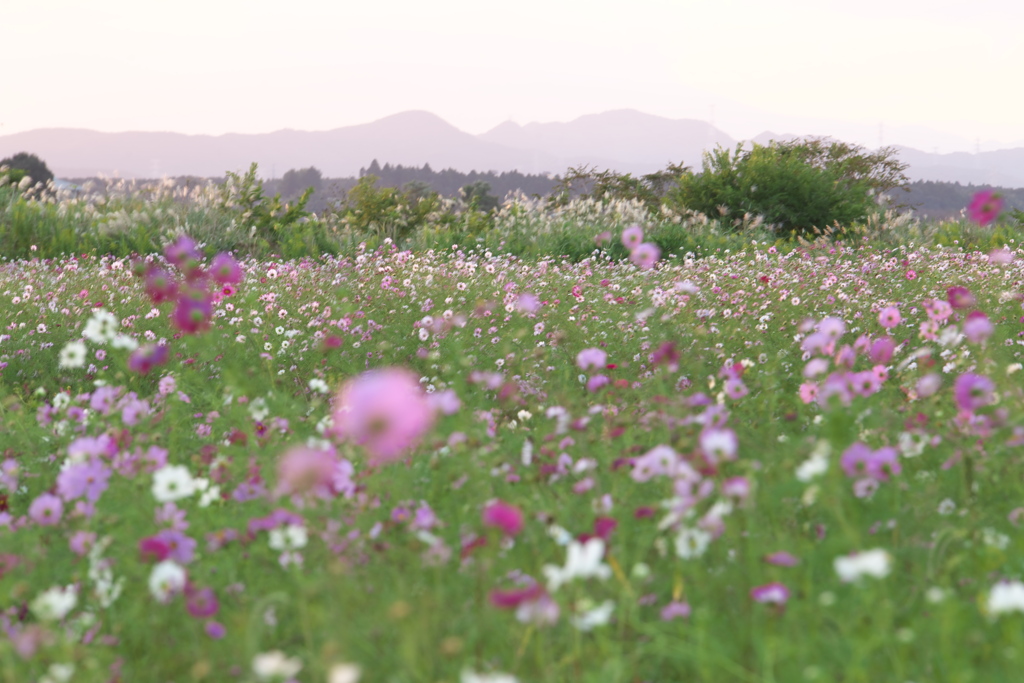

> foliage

[
  {"left": 0, "top": 151, "right": 54, "bottom": 186},
  {"left": 547, "top": 163, "right": 691, "bottom": 211},
  {"left": 460, "top": 180, "right": 500, "bottom": 213},
  {"left": 667, "top": 139, "right": 909, "bottom": 239},
  {"left": 278, "top": 166, "right": 323, "bottom": 199}
]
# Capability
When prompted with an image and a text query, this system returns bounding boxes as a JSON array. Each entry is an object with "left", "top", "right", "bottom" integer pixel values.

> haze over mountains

[{"left": 3, "top": 110, "right": 1023, "bottom": 188}]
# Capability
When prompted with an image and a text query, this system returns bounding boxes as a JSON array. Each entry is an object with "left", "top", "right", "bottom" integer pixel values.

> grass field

[{"left": 1, "top": 182, "right": 1024, "bottom": 682}]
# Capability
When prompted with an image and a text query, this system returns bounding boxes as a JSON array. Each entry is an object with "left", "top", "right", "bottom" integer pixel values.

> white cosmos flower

[
  {"left": 796, "top": 453, "right": 829, "bottom": 482},
  {"left": 252, "top": 650, "right": 302, "bottom": 680},
  {"left": 58, "top": 341, "right": 87, "bottom": 369},
  {"left": 570, "top": 599, "right": 615, "bottom": 631},
  {"left": 461, "top": 670, "right": 519, "bottom": 683},
  {"left": 987, "top": 580, "right": 1024, "bottom": 616},
  {"left": 834, "top": 548, "right": 892, "bottom": 582},
  {"left": 268, "top": 524, "right": 308, "bottom": 551},
  {"left": 82, "top": 309, "right": 119, "bottom": 344},
  {"left": 151, "top": 465, "right": 196, "bottom": 502},
  {"left": 30, "top": 585, "right": 78, "bottom": 621},
  {"left": 148, "top": 560, "right": 186, "bottom": 602},
  {"left": 542, "top": 538, "right": 612, "bottom": 592},
  {"left": 675, "top": 526, "right": 712, "bottom": 560}
]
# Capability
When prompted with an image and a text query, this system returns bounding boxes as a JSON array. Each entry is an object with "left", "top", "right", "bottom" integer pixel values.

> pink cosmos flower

[
  {"left": 29, "top": 493, "right": 63, "bottom": 526},
  {"left": 576, "top": 347, "right": 607, "bottom": 371},
  {"left": 660, "top": 601, "right": 692, "bottom": 621},
  {"left": 128, "top": 344, "right": 170, "bottom": 375},
  {"left": 209, "top": 253, "right": 242, "bottom": 285},
  {"left": 172, "top": 290, "right": 213, "bottom": 335},
  {"left": 963, "top": 311, "right": 994, "bottom": 344},
  {"left": 878, "top": 306, "right": 901, "bottom": 329},
  {"left": 868, "top": 336, "right": 895, "bottom": 364},
  {"left": 482, "top": 500, "right": 524, "bottom": 537},
  {"left": 185, "top": 585, "right": 219, "bottom": 618},
  {"left": 331, "top": 368, "right": 434, "bottom": 466},
  {"left": 516, "top": 293, "right": 541, "bottom": 314},
  {"left": 953, "top": 372, "right": 995, "bottom": 412},
  {"left": 763, "top": 551, "right": 800, "bottom": 567},
  {"left": 966, "top": 189, "right": 1004, "bottom": 226},
  {"left": 586, "top": 374, "right": 610, "bottom": 392},
  {"left": 144, "top": 267, "right": 179, "bottom": 304},
  {"left": 630, "top": 242, "right": 661, "bottom": 270},
  {"left": 621, "top": 225, "right": 644, "bottom": 250},
  {"left": 275, "top": 446, "right": 337, "bottom": 499},
  {"left": 947, "top": 286, "right": 975, "bottom": 310}
]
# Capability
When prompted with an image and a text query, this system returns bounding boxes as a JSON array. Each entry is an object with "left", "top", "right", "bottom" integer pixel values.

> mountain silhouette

[{"left": 2, "top": 110, "right": 1022, "bottom": 187}]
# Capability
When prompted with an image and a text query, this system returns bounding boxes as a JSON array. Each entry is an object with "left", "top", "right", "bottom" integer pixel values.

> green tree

[
  {"left": 666, "top": 139, "right": 909, "bottom": 238},
  {"left": 460, "top": 181, "right": 500, "bottom": 213},
  {"left": 0, "top": 152, "right": 54, "bottom": 186},
  {"left": 279, "top": 166, "right": 323, "bottom": 199},
  {"left": 548, "top": 163, "right": 690, "bottom": 211}
]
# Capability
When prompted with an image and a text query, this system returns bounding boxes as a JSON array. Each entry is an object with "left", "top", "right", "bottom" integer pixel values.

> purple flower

[
  {"left": 29, "top": 493, "right": 63, "bottom": 526},
  {"left": 660, "top": 601, "right": 692, "bottom": 621},
  {"left": 209, "top": 253, "right": 242, "bottom": 285},
  {"left": 204, "top": 621, "right": 226, "bottom": 639},
  {"left": 576, "top": 347, "right": 607, "bottom": 371},
  {"left": 482, "top": 500, "right": 524, "bottom": 537},
  {"left": 586, "top": 374, "right": 610, "bottom": 393},
  {"left": 764, "top": 551, "right": 800, "bottom": 567},
  {"left": 56, "top": 460, "right": 111, "bottom": 503},
  {"left": 155, "top": 528, "right": 197, "bottom": 564},
  {"left": 947, "top": 286, "right": 975, "bottom": 310},
  {"left": 186, "top": 586, "right": 219, "bottom": 618},
  {"left": 751, "top": 582, "right": 790, "bottom": 605},
  {"left": 953, "top": 373, "right": 995, "bottom": 412},
  {"left": 963, "top": 311, "right": 994, "bottom": 344}
]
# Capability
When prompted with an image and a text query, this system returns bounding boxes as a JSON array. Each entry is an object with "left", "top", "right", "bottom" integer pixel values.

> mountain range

[{"left": 2, "top": 110, "right": 1023, "bottom": 188}]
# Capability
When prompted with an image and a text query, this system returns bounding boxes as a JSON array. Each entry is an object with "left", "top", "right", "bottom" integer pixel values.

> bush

[
  {"left": 667, "top": 139, "right": 909, "bottom": 239},
  {"left": 0, "top": 152, "right": 54, "bottom": 186}
]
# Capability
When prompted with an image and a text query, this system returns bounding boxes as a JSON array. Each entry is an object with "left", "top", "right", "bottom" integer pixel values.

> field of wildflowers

[{"left": 1, "top": 180, "right": 1024, "bottom": 683}]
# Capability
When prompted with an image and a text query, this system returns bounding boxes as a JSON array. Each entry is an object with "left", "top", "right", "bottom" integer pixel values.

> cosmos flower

[
  {"left": 966, "top": 189, "right": 1004, "bottom": 226},
  {"left": 482, "top": 500, "right": 524, "bottom": 536},
  {"left": 331, "top": 368, "right": 434, "bottom": 466}
]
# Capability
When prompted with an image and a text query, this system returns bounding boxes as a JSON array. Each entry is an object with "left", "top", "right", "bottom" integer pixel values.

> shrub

[{"left": 667, "top": 139, "right": 909, "bottom": 239}]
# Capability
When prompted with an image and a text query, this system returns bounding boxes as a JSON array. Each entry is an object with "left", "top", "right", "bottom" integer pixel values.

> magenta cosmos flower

[
  {"left": 209, "top": 253, "right": 243, "bottom": 285},
  {"left": 331, "top": 368, "right": 434, "bottom": 466},
  {"left": 967, "top": 190, "right": 1004, "bottom": 226},
  {"left": 482, "top": 500, "right": 524, "bottom": 536},
  {"left": 576, "top": 347, "right": 607, "bottom": 371}
]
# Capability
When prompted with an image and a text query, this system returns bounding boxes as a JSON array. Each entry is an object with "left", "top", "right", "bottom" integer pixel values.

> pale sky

[{"left": 4, "top": 0, "right": 1024, "bottom": 152}]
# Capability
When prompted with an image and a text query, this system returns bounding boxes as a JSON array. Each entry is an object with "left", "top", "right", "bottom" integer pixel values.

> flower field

[{"left": 1, "top": 221, "right": 1024, "bottom": 682}]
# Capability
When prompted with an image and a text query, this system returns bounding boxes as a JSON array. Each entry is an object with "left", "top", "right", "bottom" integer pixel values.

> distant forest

[
  {"left": 886, "top": 181, "right": 1024, "bottom": 220},
  {"left": 70, "top": 163, "right": 1024, "bottom": 222}
]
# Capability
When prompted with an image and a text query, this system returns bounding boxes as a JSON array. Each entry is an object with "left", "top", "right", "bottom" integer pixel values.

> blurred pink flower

[
  {"left": 630, "top": 242, "right": 661, "bottom": 270},
  {"left": 878, "top": 306, "right": 901, "bottom": 329},
  {"left": 963, "top": 311, "right": 993, "bottom": 344},
  {"left": 576, "top": 347, "right": 607, "bottom": 371},
  {"left": 967, "top": 189, "right": 1004, "bottom": 226},
  {"left": 331, "top": 368, "right": 434, "bottom": 466},
  {"left": 751, "top": 582, "right": 790, "bottom": 604},
  {"left": 621, "top": 225, "right": 644, "bottom": 250},
  {"left": 276, "top": 446, "right": 337, "bottom": 499},
  {"left": 482, "top": 500, "right": 524, "bottom": 536},
  {"left": 210, "top": 253, "right": 242, "bottom": 285}
]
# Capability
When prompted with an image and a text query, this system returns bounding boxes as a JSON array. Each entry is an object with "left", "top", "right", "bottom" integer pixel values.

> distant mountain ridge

[{"left": 2, "top": 109, "right": 1023, "bottom": 188}]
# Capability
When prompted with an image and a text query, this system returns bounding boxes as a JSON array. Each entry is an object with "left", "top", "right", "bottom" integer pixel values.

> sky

[{"left": 4, "top": 0, "right": 1024, "bottom": 153}]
